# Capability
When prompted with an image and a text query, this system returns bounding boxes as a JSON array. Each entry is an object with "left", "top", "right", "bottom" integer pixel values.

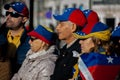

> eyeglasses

[
  {"left": 5, "top": 11, "right": 23, "bottom": 18},
  {"left": 30, "top": 37, "right": 38, "bottom": 42}
]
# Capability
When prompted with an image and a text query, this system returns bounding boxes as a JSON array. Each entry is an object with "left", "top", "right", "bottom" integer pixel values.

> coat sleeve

[{"left": 11, "top": 73, "right": 20, "bottom": 80}]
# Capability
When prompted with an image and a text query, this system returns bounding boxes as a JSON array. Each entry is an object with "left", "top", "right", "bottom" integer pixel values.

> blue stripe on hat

[
  {"left": 53, "top": 8, "right": 76, "bottom": 21},
  {"left": 91, "top": 22, "right": 109, "bottom": 33},
  {"left": 33, "top": 25, "right": 53, "bottom": 44}
]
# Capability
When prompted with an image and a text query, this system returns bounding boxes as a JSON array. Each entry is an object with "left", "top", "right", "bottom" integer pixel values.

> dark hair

[
  {"left": 74, "top": 25, "right": 84, "bottom": 32},
  {"left": 109, "top": 37, "right": 120, "bottom": 56},
  {"left": 89, "top": 37, "right": 110, "bottom": 55}
]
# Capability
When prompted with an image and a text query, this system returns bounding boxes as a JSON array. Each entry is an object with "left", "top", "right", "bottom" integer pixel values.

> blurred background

[{"left": 0, "top": 0, "right": 120, "bottom": 31}]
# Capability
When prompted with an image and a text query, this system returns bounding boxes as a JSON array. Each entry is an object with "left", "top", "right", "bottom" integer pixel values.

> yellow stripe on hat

[
  {"left": 73, "top": 29, "right": 111, "bottom": 41},
  {"left": 42, "top": 25, "right": 53, "bottom": 32}
]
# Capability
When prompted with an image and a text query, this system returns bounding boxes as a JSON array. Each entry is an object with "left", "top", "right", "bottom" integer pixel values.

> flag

[{"left": 78, "top": 52, "right": 120, "bottom": 80}]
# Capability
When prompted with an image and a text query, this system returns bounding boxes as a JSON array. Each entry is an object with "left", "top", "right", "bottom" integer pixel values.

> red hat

[
  {"left": 82, "top": 9, "right": 99, "bottom": 34},
  {"left": 53, "top": 8, "right": 87, "bottom": 27}
]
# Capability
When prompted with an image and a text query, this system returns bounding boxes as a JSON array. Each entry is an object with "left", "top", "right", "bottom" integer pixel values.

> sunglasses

[
  {"left": 30, "top": 37, "right": 38, "bottom": 42},
  {"left": 5, "top": 11, "right": 23, "bottom": 18}
]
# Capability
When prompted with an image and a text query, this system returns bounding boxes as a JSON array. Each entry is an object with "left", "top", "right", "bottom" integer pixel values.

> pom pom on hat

[{"left": 53, "top": 8, "right": 87, "bottom": 27}]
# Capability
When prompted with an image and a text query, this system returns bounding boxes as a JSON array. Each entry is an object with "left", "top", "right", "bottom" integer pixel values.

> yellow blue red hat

[
  {"left": 4, "top": 2, "right": 29, "bottom": 17},
  {"left": 28, "top": 25, "right": 54, "bottom": 45},
  {"left": 53, "top": 8, "right": 87, "bottom": 27},
  {"left": 73, "top": 22, "right": 111, "bottom": 41},
  {"left": 82, "top": 9, "right": 99, "bottom": 34},
  {"left": 83, "top": 9, "right": 99, "bottom": 21}
]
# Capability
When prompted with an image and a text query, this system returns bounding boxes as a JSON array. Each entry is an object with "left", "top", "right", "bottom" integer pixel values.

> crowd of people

[{"left": 0, "top": 1, "right": 120, "bottom": 80}]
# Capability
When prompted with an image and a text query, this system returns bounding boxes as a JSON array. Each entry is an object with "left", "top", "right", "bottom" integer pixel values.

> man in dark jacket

[
  {"left": 50, "top": 8, "right": 87, "bottom": 80},
  {"left": 0, "top": 1, "right": 30, "bottom": 79}
]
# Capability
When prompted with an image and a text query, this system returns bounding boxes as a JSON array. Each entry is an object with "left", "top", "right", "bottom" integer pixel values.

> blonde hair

[{"left": 90, "top": 37, "right": 110, "bottom": 55}]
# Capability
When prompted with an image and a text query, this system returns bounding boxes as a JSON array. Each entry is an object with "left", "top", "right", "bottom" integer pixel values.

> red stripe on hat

[
  {"left": 82, "top": 12, "right": 99, "bottom": 34},
  {"left": 28, "top": 31, "right": 51, "bottom": 44},
  {"left": 69, "top": 9, "right": 87, "bottom": 27}
]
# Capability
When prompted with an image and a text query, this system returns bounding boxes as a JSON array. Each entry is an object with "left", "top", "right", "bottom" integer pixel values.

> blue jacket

[{"left": 0, "top": 27, "right": 30, "bottom": 64}]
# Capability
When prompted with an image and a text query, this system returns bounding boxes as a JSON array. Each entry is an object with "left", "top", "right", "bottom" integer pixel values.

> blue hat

[
  {"left": 73, "top": 22, "right": 111, "bottom": 41},
  {"left": 111, "top": 26, "right": 120, "bottom": 37},
  {"left": 53, "top": 8, "right": 87, "bottom": 27},
  {"left": 28, "top": 25, "right": 54, "bottom": 45},
  {"left": 4, "top": 2, "right": 29, "bottom": 17}
]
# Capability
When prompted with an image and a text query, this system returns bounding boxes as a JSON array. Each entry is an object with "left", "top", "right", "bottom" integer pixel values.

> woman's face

[
  {"left": 29, "top": 36, "right": 45, "bottom": 53},
  {"left": 79, "top": 37, "right": 95, "bottom": 53}
]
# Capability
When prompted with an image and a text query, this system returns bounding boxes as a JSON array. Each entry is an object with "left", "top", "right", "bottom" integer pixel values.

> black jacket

[{"left": 51, "top": 39, "right": 81, "bottom": 80}]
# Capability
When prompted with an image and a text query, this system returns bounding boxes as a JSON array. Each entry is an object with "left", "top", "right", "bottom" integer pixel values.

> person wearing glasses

[
  {"left": 11, "top": 25, "right": 57, "bottom": 80},
  {"left": 0, "top": 1, "right": 30, "bottom": 79}
]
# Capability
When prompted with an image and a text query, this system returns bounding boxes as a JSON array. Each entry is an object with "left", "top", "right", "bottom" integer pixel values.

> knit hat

[
  {"left": 73, "top": 22, "right": 111, "bottom": 41},
  {"left": 53, "top": 8, "right": 87, "bottom": 27},
  {"left": 82, "top": 9, "right": 99, "bottom": 34},
  {"left": 28, "top": 25, "right": 54, "bottom": 45},
  {"left": 4, "top": 2, "right": 29, "bottom": 17}
]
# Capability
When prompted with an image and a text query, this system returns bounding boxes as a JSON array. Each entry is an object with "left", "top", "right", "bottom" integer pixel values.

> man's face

[
  {"left": 56, "top": 21, "right": 74, "bottom": 40},
  {"left": 5, "top": 7, "right": 24, "bottom": 30}
]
